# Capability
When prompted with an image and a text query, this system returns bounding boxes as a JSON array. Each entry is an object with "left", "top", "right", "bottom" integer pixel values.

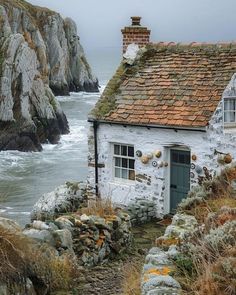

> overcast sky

[{"left": 28, "top": 0, "right": 236, "bottom": 51}]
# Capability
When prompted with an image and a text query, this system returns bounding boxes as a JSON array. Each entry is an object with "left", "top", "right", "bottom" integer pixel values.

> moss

[{"left": 90, "top": 63, "right": 126, "bottom": 119}]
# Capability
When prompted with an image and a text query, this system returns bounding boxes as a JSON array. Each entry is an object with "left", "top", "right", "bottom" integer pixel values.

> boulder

[
  {"left": 23, "top": 228, "right": 54, "bottom": 245},
  {"left": 0, "top": 217, "right": 22, "bottom": 232},
  {"left": 31, "top": 181, "right": 87, "bottom": 221}
]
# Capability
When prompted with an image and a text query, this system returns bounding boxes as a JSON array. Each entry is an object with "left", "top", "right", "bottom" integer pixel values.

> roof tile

[{"left": 91, "top": 43, "right": 236, "bottom": 128}]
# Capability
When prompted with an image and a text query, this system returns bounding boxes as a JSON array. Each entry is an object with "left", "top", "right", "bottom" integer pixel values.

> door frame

[{"left": 165, "top": 146, "right": 191, "bottom": 214}]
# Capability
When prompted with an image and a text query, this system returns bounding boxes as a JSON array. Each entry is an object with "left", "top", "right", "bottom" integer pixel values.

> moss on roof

[
  {"left": 90, "top": 63, "right": 126, "bottom": 119},
  {"left": 90, "top": 42, "right": 236, "bottom": 128}
]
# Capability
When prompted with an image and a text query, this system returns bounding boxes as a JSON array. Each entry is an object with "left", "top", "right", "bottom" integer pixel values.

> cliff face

[{"left": 0, "top": 0, "right": 98, "bottom": 151}]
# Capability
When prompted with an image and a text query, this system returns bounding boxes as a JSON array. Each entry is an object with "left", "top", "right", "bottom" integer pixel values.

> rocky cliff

[{"left": 0, "top": 0, "right": 98, "bottom": 151}]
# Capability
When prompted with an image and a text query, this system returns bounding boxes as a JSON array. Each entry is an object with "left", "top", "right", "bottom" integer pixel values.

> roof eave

[{"left": 88, "top": 118, "right": 207, "bottom": 132}]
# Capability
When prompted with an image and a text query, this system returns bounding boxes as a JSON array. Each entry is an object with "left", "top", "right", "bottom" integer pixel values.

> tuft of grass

[
  {"left": 182, "top": 197, "right": 236, "bottom": 224},
  {"left": 0, "top": 225, "right": 78, "bottom": 293},
  {"left": 79, "top": 197, "right": 115, "bottom": 218}
]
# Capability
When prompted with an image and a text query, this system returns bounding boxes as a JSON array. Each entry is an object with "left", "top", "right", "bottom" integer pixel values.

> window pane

[
  {"left": 122, "top": 158, "right": 128, "bottom": 168},
  {"left": 185, "top": 154, "right": 190, "bottom": 164},
  {"left": 121, "top": 145, "right": 127, "bottom": 156},
  {"left": 115, "top": 168, "right": 120, "bottom": 178},
  {"left": 172, "top": 152, "right": 178, "bottom": 163},
  {"left": 224, "top": 99, "right": 236, "bottom": 123},
  {"left": 179, "top": 154, "right": 185, "bottom": 164},
  {"left": 225, "top": 111, "right": 235, "bottom": 122},
  {"left": 129, "top": 159, "right": 135, "bottom": 169},
  {"left": 224, "top": 99, "right": 232, "bottom": 111},
  {"left": 121, "top": 169, "right": 128, "bottom": 179},
  {"left": 128, "top": 146, "right": 134, "bottom": 157},
  {"left": 129, "top": 170, "right": 135, "bottom": 180},
  {"left": 115, "top": 157, "right": 121, "bottom": 167},
  {"left": 114, "top": 145, "right": 120, "bottom": 155}
]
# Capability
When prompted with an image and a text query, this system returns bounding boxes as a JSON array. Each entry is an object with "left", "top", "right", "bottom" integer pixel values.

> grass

[
  {"left": 79, "top": 197, "right": 116, "bottom": 218},
  {"left": 183, "top": 197, "right": 236, "bottom": 224},
  {"left": 0, "top": 225, "right": 78, "bottom": 293},
  {"left": 173, "top": 166, "right": 236, "bottom": 295}
]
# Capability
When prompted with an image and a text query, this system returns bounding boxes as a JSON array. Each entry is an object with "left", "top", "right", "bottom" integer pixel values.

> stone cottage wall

[{"left": 88, "top": 85, "right": 236, "bottom": 217}]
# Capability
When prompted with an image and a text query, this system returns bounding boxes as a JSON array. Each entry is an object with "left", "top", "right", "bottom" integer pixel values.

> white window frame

[
  {"left": 112, "top": 143, "right": 135, "bottom": 183},
  {"left": 223, "top": 96, "right": 236, "bottom": 128}
]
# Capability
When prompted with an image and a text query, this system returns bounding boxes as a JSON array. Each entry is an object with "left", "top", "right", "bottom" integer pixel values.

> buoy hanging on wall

[
  {"left": 159, "top": 161, "right": 164, "bottom": 168},
  {"left": 224, "top": 154, "right": 232, "bottom": 164},
  {"left": 136, "top": 150, "right": 142, "bottom": 157},
  {"left": 152, "top": 160, "right": 158, "bottom": 167},
  {"left": 141, "top": 155, "right": 149, "bottom": 164},
  {"left": 195, "top": 165, "right": 203, "bottom": 174},
  {"left": 155, "top": 150, "right": 162, "bottom": 158},
  {"left": 192, "top": 154, "right": 197, "bottom": 161}
]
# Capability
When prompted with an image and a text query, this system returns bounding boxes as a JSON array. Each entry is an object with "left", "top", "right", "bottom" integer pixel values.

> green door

[{"left": 170, "top": 149, "right": 190, "bottom": 212}]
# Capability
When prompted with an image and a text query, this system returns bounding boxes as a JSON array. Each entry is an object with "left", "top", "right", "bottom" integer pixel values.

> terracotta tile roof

[{"left": 90, "top": 43, "right": 236, "bottom": 128}]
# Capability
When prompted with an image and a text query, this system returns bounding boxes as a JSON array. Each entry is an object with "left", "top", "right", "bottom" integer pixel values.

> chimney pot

[{"left": 131, "top": 16, "right": 141, "bottom": 26}]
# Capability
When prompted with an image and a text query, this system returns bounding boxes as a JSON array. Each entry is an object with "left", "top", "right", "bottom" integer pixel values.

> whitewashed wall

[{"left": 88, "top": 88, "right": 236, "bottom": 217}]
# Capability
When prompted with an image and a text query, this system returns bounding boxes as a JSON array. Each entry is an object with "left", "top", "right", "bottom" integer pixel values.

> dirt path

[{"left": 75, "top": 221, "right": 166, "bottom": 295}]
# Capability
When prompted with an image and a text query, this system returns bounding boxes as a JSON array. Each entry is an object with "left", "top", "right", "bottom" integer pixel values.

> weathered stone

[
  {"left": 23, "top": 228, "right": 54, "bottom": 245},
  {"left": 0, "top": 217, "right": 21, "bottom": 232},
  {"left": 53, "top": 229, "right": 73, "bottom": 250},
  {"left": 54, "top": 216, "right": 74, "bottom": 231},
  {"left": 164, "top": 214, "right": 198, "bottom": 239},
  {"left": 31, "top": 182, "right": 87, "bottom": 221},
  {"left": 0, "top": 1, "right": 98, "bottom": 152},
  {"left": 142, "top": 275, "right": 181, "bottom": 294}
]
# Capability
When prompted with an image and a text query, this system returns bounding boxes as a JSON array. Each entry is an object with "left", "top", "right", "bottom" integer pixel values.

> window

[
  {"left": 224, "top": 97, "right": 236, "bottom": 124},
  {"left": 113, "top": 144, "right": 135, "bottom": 181}
]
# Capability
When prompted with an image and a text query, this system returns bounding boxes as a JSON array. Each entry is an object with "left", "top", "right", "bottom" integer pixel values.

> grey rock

[
  {"left": 147, "top": 287, "right": 181, "bottom": 295},
  {"left": 23, "top": 228, "right": 54, "bottom": 245},
  {"left": 0, "top": 217, "right": 21, "bottom": 232},
  {"left": 31, "top": 181, "right": 87, "bottom": 221},
  {"left": 54, "top": 216, "right": 74, "bottom": 231},
  {"left": 0, "top": 1, "right": 98, "bottom": 152},
  {"left": 142, "top": 275, "right": 181, "bottom": 293},
  {"left": 54, "top": 229, "right": 73, "bottom": 250}
]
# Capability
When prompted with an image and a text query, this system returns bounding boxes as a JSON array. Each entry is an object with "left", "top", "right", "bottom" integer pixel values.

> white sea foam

[{"left": 0, "top": 83, "right": 107, "bottom": 226}]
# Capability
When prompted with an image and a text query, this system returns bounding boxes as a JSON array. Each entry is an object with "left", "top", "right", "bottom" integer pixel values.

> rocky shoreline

[{"left": 0, "top": 0, "right": 99, "bottom": 152}]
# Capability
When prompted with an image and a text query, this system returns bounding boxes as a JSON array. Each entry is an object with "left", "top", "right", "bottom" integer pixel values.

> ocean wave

[{"left": 56, "top": 85, "right": 106, "bottom": 102}]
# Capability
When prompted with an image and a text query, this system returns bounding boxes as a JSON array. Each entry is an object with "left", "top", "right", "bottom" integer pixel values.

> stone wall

[
  {"left": 87, "top": 85, "right": 236, "bottom": 216},
  {"left": 141, "top": 214, "right": 198, "bottom": 295},
  {"left": 25, "top": 211, "right": 132, "bottom": 267},
  {"left": 125, "top": 198, "right": 157, "bottom": 225}
]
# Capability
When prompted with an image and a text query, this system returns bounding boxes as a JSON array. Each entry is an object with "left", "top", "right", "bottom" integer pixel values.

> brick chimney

[{"left": 121, "top": 16, "right": 151, "bottom": 53}]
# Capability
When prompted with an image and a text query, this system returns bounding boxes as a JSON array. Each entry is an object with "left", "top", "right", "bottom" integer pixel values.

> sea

[{"left": 0, "top": 47, "right": 121, "bottom": 226}]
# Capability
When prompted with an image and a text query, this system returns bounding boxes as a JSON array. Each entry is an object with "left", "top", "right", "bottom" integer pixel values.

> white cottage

[{"left": 87, "top": 17, "right": 236, "bottom": 216}]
